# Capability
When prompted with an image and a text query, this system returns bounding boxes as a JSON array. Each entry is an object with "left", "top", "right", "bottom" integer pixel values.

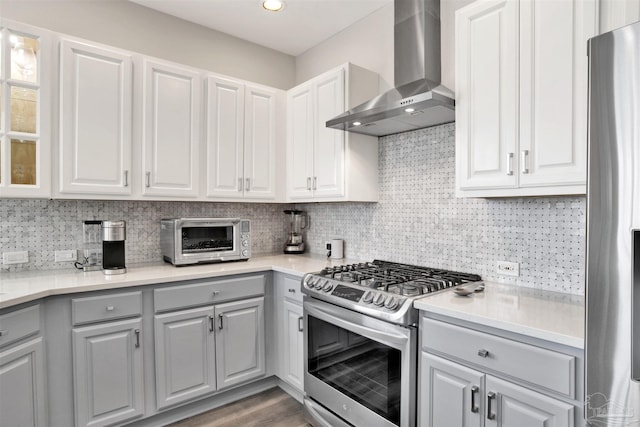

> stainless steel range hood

[{"left": 326, "top": 0, "right": 454, "bottom": 137}]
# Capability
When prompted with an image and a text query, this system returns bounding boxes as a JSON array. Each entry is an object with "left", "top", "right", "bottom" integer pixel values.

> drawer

[
  {"left": 154, "top": 274, "right": 265, "bottom": 312},
  {"left": 0, "top": 304, "right": 41, "bottom": 348},
  {"left": 283, "top": 275, "right": 303, "bottom": 304},
  {"left": 421, "top": 318, "right": 576, "bottom": 398},
  {"left": 72, "top": 291, "right": 142, "bottom": 326}
]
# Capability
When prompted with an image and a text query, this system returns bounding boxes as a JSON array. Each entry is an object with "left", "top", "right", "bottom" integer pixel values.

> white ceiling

[{"left": 129, "top": 0, "right": 392, "bottom": 56}]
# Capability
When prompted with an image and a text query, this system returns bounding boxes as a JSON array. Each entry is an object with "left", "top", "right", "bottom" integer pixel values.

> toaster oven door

[{"left": 177, "top": 219, "right": 241, "bottom": 263}]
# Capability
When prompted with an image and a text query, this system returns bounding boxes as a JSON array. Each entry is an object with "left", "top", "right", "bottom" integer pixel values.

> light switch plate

[{"left": 3, "top": 251, "right": 29, "bottom": 265}]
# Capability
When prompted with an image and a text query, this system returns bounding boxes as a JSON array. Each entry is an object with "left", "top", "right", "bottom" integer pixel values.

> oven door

[
  {"left": 177, "top": 218, "right": 240, "bottom": 263},
  {"left": 303, "top": 298, "right": 416, "bottom": 427}
]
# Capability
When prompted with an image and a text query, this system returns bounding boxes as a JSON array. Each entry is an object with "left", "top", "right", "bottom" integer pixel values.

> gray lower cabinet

[
  {"left": 154, "top": 306, "right": 217, "bottom": 410},
  {"left": 72, "top": 318, "right": 144, "bottom": 427},
  {"left": 0, "top": 337, "right": 47, "bottom": 427},
  {"left": 215, "top": 297, "right": 265, "bottom": 390},
  {"left": 282, "top": 299, "right": 303, "bottom": 391}
]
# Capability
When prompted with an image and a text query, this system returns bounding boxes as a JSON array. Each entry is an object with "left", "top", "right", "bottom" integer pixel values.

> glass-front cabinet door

[{"left": 0, "top": 19, "right": 51, "bottom": 198}]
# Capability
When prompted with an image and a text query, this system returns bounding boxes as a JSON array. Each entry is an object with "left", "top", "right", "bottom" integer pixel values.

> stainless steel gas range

[{"left": 301, "top": 260, "right": 482, "bottom": 427}]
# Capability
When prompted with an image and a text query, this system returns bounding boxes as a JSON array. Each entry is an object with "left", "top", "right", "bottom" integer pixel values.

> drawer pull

[
  {"left": 478, "top": 349, "right": 490, "bottom": 358},
  {"left": 212, "top": 290, "right": 220, "bottom": 297},
  {"left": 106, "top": 305, "right": 115, "bottom": 312},
  {"left": 298, "top": 316, "right": 304, "bottom": 332},
  {"left": 471, "top": 385, "right": 479, "bottom": 413},
  {"left": 288, "top": 289, "right": 296, "bottom": 293},
  {"left": 0, "top": 330, "right": 8, "bottom": 337},
  {"left": 208, "top": 315, "right": 214, "bottom": 332},
  {"left": 487, "top": 392, "right": 497, "bottom": 420},
  {"left": 134, "top": 329, "right": 140, "bottom": 348}
]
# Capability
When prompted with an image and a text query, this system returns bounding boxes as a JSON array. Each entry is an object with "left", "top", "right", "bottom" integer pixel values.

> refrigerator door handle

[{"left": 633, "top": 229, "right": 639, "bottom": 382}]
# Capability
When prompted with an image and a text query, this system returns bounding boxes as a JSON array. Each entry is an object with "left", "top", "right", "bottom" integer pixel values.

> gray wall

[
  {"left": 298, "top": 123, "right": 586, "bottom": 295},
  {"left": 0, "top": 0, "right": 296, "bottom": 90}
]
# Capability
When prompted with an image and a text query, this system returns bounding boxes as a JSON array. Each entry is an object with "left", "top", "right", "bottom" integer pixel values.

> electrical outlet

[
  {"left": 497, "top": 261, "right": 520, "bottom": 277},
  {"left": 2, "top": 251, "right": 29, "bottom": 265},
  {"left": 55, "top": 250, "right": 77, "bottom": 262}
]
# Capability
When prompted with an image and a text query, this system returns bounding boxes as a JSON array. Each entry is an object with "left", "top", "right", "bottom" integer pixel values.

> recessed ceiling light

[
  {"left": 353, "top": 121, "right": 362, "bottom": 126},
  {"left": 262, "top": 0, "right": 284, "bottom": 12},
  {"left": 404, "top": 107, "right": 415, "bottom": 113}
]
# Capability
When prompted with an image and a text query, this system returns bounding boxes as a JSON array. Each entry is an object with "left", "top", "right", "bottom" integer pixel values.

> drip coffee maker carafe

[{"left": 283, "top": 210, "right": 308, "bottom": 254}]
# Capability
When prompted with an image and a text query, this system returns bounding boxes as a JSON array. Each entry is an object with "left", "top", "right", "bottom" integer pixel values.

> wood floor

[{"left": 168, "top": 387, "right": 314, "bottom": 427}]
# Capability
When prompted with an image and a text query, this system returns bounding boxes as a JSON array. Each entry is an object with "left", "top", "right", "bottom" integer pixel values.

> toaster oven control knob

[
  {"left": 373, "top": 293, "right": 386, "bottom": 306},
  {"left": 322, "top": 282, "right": 334, "bottom": 292},
  {"left": 242, "top": 240, "right": 248, "bottom": 247},
  {"left": 242, "top": 249, "right": 248, "bottom": 257},
  {"left": 362, "top": 290, "right": 373, "bottom": 303},
  {"left": 384, "top": 296, "right": 399, "bottom": 310}
]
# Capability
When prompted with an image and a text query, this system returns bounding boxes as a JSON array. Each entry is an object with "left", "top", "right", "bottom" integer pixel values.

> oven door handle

[{"left": 304, "top": 299, "right": 411, "bottom": 349}]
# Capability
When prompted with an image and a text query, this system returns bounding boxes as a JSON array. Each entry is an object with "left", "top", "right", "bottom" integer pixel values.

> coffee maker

[
  {"left": 102, "top": 220, "right": 126, "bottom": 275},
  {"left": 283, "top": 210, "right": 308, "bottom": 254}
]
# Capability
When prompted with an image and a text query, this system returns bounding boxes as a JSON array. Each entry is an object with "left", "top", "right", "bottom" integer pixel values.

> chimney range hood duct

[{"left": 326, "top": 0, "right": 455, "bottom": 137}]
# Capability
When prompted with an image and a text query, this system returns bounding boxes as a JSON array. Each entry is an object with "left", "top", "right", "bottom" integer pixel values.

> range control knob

[
  {"left": 373, "top": 293, "right": 386, "bottom": 306},
  {"left": 322, "top": 282, "right": 334, "bottom": 292},
  {"left": 304, "top": 277, "right": 314, "bottom": 288},
  {"left": 362, "top": 290, "right": 373, "bottom": 303},
  {"left": 314, "top": 280, "right": 325, "bottom": 290},
  {"left": 384, "top": 296, "right": 399, "bottom": 310}
]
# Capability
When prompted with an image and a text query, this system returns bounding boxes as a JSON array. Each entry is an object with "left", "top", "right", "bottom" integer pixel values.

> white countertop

[
  {"left": 414, "top": 282, "right": 585, "bottom": 349},
  {"left": 0, "top": 253, "right": 352, "bottom": 309}
]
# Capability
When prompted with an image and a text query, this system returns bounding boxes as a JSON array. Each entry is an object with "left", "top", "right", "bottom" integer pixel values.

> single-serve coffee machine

[
  {"left": 102, "top": 220, "right": 126, "bottom": 275},
  {"left": 283, "top": 210, "right": 308, "bottom": 254}
]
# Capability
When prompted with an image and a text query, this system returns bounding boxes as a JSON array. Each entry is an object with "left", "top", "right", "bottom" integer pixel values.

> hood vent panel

[{"left": 326, "top": 0, "right": 455, "bottom": 137}]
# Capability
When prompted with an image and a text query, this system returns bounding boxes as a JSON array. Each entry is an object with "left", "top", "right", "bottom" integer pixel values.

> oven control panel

[{"left": 303, "top": 275, "right": 406, "bottom": 311}]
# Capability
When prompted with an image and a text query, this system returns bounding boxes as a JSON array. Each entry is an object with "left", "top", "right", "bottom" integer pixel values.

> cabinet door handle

[
  {"left": 209, "top": 315, "right": 215, "bottom": 332},
  {"left": 238, "top": 178, "right": 243, "bottom": 191},
  {"left": 145, "top": 171, "right": 151, "bottom": 188},
  {"left": 313, "top": 176, "right": 317, "bottom": 190},
  {"left": 218, "top": 314, "right": 224, "bottom": 330},
  {"left": 307, "top": 177, "right": 311, "bottom": 191},
  {"left": 521, "top": 150, "right": 529, "bottom": 174},
  {"left": 487, "top": 391, "right": 497, "bottom": 420},
  {"left": 246, "top": 178, "right": 251, "bottom": 192},
  {"left": 471, "top": 385, "right": 479, "bottom": 413},
  {"left": 478, "top": 349, "right": 490, "bottom": 358},
  {"left": 298, "top": 316, "right": 304, "bottom": 332},
  {"left": 124, "top": 170, "right": 129, "bottom": 187},
  {"left": 134, "top": 329, "right": 140, "bottom": 348},
  {"left": 507, "top": 153, "right": 514, "bottom": 176}
]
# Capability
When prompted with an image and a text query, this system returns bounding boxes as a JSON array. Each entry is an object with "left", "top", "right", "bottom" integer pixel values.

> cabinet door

[
  {"left": 205, "top": 76, "right": 244, "bottom": 198},
  {"left": 59, "top": 39, "right": 132, "bottom": 195},
  {"left": 214, "top": 297, "right": 265, "bottom": 390},
  {"left": 419, "top": 352, "right": 483, "bottom": 427},
  {"left": 244, "top": 84, "right": 276, "bottom": 199},
  {"left": 72, "top": 318, "right": 144, "bottom": 427},
  {"left": 455, "top": 0, "right": 518, "bottom": 190},
  {"left": 485, "top": 376, "right": 574, "bottom": 427},
  {"left": 142, "top": 58, "right": 200, "bottom": 197},
  {"left": 518, "top": 0, "right": 596, "bottom": 188},
  {"left": 313, "top": 69, "right": 345, "bottom": 198},
  {"left": 283, "top": 300, "right": 304, "bottom": 392},
  {"left": 154, "top": 306, "right": 216, "bottom": 410},
  {"left": 0, "top": 20, "right": 52, "bottom": 198},
  {"left": 0, "top": 337, "right": 46, "bottom": 427},
  {"left": 600, "top": 0, "right": 640, "bottom": 33},
  {"left": 287, "top": 83, "right": 314, "bottom": 199}
]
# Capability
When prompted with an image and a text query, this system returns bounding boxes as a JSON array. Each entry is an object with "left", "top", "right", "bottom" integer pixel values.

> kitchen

[{"left": 0, "top": 0, "right": 638, "bottom": 426}]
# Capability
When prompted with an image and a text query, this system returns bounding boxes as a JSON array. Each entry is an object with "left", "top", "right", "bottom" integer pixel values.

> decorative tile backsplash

[
  {"left": 0, "top": 200, "right": 290, "bottom": 273},
  {"left": 297, "top": 123, "right": 586, "bottom": 295},
  {"left": 0, "top": 123, "right": 586, "bottom": 294}
]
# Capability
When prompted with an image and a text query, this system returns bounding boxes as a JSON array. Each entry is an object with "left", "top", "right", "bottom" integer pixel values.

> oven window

[
  {"left": 307, "top": 316, "right": 401, "bottom": 426},
  {"left": 182, "top": 226, "right": 234, "bottom": 253}
]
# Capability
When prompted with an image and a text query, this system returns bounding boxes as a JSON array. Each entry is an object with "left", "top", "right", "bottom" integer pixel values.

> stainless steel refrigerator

[{"left": 586, "top": 20, "right": 640, "bottom": 427}]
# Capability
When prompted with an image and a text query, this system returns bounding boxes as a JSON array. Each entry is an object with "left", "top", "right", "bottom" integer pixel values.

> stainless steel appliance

[
  {"left": 586, "top": 21, "right": 640, "bottom": 427},
  {"left": 160, "top": 218, "right": 251, "bottom": 265},
  {"left": 283, "top": 209, "right": 308, "bottom": 254},
  {"left": 102, "top": 220, "right": 126, "bottom": 275},
  {"left": 326, "top": 0, "right": 455, "bottom": 137},
  {"left": 302, "top": 260, "right": 482, "bottom": 427}
]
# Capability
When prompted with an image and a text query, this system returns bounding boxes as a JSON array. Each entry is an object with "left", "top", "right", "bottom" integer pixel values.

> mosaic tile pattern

[
  {"left": 0, "top": 200, "right": 291, "bottom": 273},
  {"left": 297, "top": 123, "right": 586, "bottom": 295}
]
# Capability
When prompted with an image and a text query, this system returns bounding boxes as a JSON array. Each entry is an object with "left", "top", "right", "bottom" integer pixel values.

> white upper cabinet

[
  {"left": 287, "top": 63, "right": 379, "bottom": 202},
  {"left": 599, "top": 0, "right": 640, "bottom": 33},
  {"left": 0, "top": 19, "right": 52, "bottom": 199},
  {"left": 456, "top": 0, "right": 598, "bottom": 197},
  {"left": 58, "top": 39, "right": 132, "bottom": 196},
  {"left": 205, "top": 76, "right": 281, "bottom": 201},
  {"left": 141, "top": 58, "right": 201, "bottom": 198}
]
